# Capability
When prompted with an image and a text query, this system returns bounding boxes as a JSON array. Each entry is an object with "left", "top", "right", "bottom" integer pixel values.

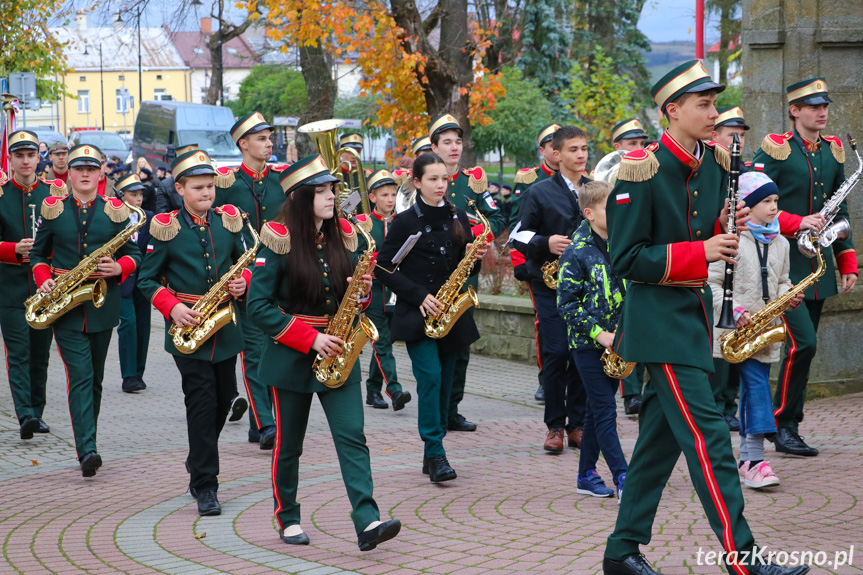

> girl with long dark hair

[
  {"left": 375, "top": 153, "right": 487, "bottom": 483},
  {"left": 246, "top": 155, "right": 401, "bottom": 550}
]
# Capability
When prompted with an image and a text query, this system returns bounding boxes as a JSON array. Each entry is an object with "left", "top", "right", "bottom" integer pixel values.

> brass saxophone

[
  {"left": 425, "top": 199, "right": 489, "bottom": 339},
  {"left": 170, "top": 213, "right": 260, "bottom": 354},
  {"left": 719, "top": 248, "right": 825, "bottom": 363},
  {"left": 602, "top": 345, "right": 636, "bottom": 379},
  {"left": 25, "top": 203, "right": 147, "bottom": 329},
  {"left": 312, "top": 217, "right": 379, "bottom": 388},
  {"left": 541, "top": 259, "right": 559, "bottom": 289}
]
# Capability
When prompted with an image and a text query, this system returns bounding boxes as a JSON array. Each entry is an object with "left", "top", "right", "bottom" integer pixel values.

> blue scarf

[{"left": 748, "top": 219, "right": 780, "bottom": 244}]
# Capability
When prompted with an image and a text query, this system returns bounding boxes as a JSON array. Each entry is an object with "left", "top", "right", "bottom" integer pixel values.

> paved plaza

[{"left": 1, "top": 310, "right": 861, "bottom": 574}]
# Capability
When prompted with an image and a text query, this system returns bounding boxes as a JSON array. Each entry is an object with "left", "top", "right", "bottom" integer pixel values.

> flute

[{"left": 716, "top": 133, "right": 742, "bottom": 329}]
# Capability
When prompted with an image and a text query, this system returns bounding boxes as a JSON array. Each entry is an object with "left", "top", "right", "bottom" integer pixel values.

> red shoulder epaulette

[{"left": 270, "top": 164, "right": 289, "bottom": 173}]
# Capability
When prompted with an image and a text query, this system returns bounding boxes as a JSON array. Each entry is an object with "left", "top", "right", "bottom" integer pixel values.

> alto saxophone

[
  {"left": 602, "top": 346, "right": 635, "bottom": 379},
  {"left": 312, "top": 217, "right": 379, "bottom": 388},
  {"left": 25, "top": 203, "right": 147, "bottom": 329},
  {"left": 541, "top": 259, "right": 559, "bottom": 289},
  {"left": 170, "top": 213, "right": 260, "bottom": 354},
  {"left": 719, "top": 248, "right": 825, "bottom": 363},
  {"left": 425, "top": 200, "right": 489, "bottom": 339}
]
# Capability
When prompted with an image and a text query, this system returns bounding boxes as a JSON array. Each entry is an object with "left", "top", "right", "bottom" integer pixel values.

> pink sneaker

[
  {"left": 738, "top": 462, "right": 747, "bottom": 483},
  {"left": 742, "top": 461, "right": 780, "bottom": 489}
]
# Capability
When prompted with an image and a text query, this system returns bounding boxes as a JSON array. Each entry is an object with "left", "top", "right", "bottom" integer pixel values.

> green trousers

[
  {"left": 606, "top": 363, "right": 755, "bottom": 567},
  {"left": 709, "top": 358, "right": 740, "bottom": 417},
  {"left": 117, "top": 288, "right": 150, "bottom": 379},
  {"left": 54, "top": 327, "right": 113, "bottom": 458},
  {"left": 0, "top": 307, "right": 53, "bottom": 422},
  {"left": 365, "top": 307, "right": 402, "bottom": 397},
  {"left": 271, "top": 383, "right": 379, "bottom": 536},
  {"left": 774, "top": 299, "right": 823, "bottom": 432},
  {"left": 238, "top": 301, "right": 274, "bottom": 431},
  {"left": 406, "top": 339, "right": 457, "bottom": 458},
  {"left": 620, "top": 362, "right": 645, "bottom": 397}
]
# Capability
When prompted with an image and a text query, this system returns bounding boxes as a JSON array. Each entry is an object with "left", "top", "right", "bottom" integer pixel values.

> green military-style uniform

[
  {"left": 30, "top": 144, "right": 141, "bottom": 476},
  {"left": 752, "top": 78, "right": 858, "bottom": 438},
  {"left": 604, "top": 61, "right": 758, "bottom": 574},
  {"left": 0, "top": 130, "right": 65, "bottom": 439},
  {"left": 245, "top": 155, "right": 387, "bottom": 542},
  {"left": 138, "top": 150, "right": 252, "bottom": 500},
  {"left": 214, "top": 111, "right": 283, "bottom": 439}
]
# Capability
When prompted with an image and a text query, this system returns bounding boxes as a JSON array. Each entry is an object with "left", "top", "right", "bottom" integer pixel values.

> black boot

[
  {"left": 390, "top": 390, "right": 412, "bottom": 411},
  {"left": 365, "top": 392, "right": 388, "bottom": 409},
  {"left": 19, "top": 415, "right": 40, "bottom": 440},
  {"left": 623, "top": 394, "right": 642, "bottom": 415},
  {"left": 248, "top": 426, "right": 261, "bottom": 444},
  {"left": 425, "top": 455, "right": 457, "bottom": 483},
  {"left": 196, "top": 488, "right": 221, "bottom": 516},
  {"left": 122, "top": 377, "right": 146, "bottom": 393},
  {"left": 80, "top": 451, "right": 103, "bottom": 478},
  {"left": 259, "top": 425, "right": 277, "bottom": 450},
  {"left": 603, "top": 554, "right": 663, "bottom": 575},
  {"left": 36, "top": 418, "right": 50, "bottom": 433},
  {"left": 357, "top": 519, "right": 401, "bottom": 551},
  {"left": 447, "top": 413, "right": 476, "bottom": 432},
  {"left": 774, "top": 428, "right": 818, "bottom": 456},
  {"left": 228, "top": 396, "right": 248, "bottom": 422},
  {"left": 746, "top": 561, "right": 809, "bottom": 575},
  {"left": 724, "top": 414, "right": 741, "bottom": 432},
  {"left": 280, "top": 528, "right": 310, "bottom": 545},
  {"left": 534, "top": 384, "right": 545, "bottom": 402}
]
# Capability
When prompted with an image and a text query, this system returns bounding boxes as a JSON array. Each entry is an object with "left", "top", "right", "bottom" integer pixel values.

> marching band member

[
  {"left": 611, "top": 119, "right": 648, "bottom": 152},
  {"left": 375, "top": 153, "right": 486, "bottom": 482},
  {"left": 31, "top": 144, "right": 141, "bottom": 478},
  {"left": 246, "top": 155, "right": 401, "bottom": 550}
]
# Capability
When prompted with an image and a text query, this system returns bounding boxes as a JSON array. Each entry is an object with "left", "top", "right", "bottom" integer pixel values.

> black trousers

[
  {"left": 531, "top": 280, "right": 585, "bottom": 431},
  {"left": 174, "top": 355, "right": 237, "bottom": 491}
]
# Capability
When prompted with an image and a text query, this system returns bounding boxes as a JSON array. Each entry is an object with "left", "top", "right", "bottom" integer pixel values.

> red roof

[
  {"left": 171, "top": 30, "right": 258, "bottom": 69},
  {"left": 708, "top": 38, "right": 740, "bottom": 53}
]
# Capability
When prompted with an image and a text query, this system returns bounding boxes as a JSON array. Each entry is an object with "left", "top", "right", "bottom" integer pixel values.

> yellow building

[{"left": 51, "top": 14, "right": 190, "bottom": 137}]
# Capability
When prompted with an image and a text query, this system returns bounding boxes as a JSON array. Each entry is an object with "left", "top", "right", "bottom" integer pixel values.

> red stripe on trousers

[
  {"left": 239, "top": 350, "right": 261, "bottom": 429},
  {"left": 372, "top": 348, "right": 392, "bottom": 398},
  {"left": 52, "top": 330, "right": 79, "bottom": 459},
  {"left": 773, "top": 315, "right": 795, "bottom": 422},
  {"left": 271, "top": 388, "right": 285, "bottom": 530},
  {"left": 663, "top": 364, "right": 748, "bottom": 575}
]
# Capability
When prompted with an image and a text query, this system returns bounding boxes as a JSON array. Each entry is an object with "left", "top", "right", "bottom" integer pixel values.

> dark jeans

[
  {"left": 573, "top": 348, "right": 628, "bottom": 484},
  {"left": 174, "top": 355, "right": 237, "bottom": 491}
]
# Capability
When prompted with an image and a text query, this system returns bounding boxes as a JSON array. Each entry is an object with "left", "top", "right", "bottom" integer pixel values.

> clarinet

[{"left": 716, "top": 133, "right": 742, "bottom": 329}]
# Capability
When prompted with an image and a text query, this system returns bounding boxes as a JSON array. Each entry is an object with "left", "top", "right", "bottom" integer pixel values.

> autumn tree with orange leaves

[{"left": 247, "top": 0, "right": 504, "bottom": 164}]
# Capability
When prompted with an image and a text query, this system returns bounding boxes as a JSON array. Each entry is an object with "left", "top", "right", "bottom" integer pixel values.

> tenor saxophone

[
  {"left": 719, "top": 248, "right": 825, "bottom": 363},
  {"left": 170, "top": 213, "right": 260, "bottom": 354},
  {"left": 25, "top": 203, "right": 147, "bottom": 329},
  {"left": 541, "top": 259, "right": 559, "bottom": 289},
  {"left": 312, "top": 217, "right": 379, "bottom": 388},
  {"left": 424, "top": 200, "right": 489, "bottom": 339}
]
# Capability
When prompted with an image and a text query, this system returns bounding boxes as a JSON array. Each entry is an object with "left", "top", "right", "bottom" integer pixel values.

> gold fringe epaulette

[
  {"left": 214, "top": 167, "right": 237, "bottom": 188},
  {"left": 42, "top": 177, "right": 67, "bottom": 197},
  {"left": 617, "top": 149, "right": 660, "bottom": 182},
  {"left": 761, "top": 132, "right": 792, "bottom": 161},
  {"left": 355, "top": 214, "right": 374, "bottom": 233},
  {"left": 340, "top": 218, "right": 358, "bottom": 252},
  {"left": 215, "top": 204, "right": 243, "bottom": 233},
  {"left": 514, "top": 167, "right": 538, "bottom": 186},
  {"left": 0, "top": 169, "right": 8, "bottom": 188},
  {"left": 104, "top": 198, "right": 130, "bottom": 222},
  {"left": 260, "top": 222, "right": 291, "bottom": 254},
  {"left": 463, "top": 167, "right": 488, "bottom": 194},
  {"left": 150, "top": 212, "right": 181, "bottom": 241},
  {"left": 40, "top": 196, "right": 65, "bottom": 220},
  {"left": 823, "top": 135, "right": 845, "bottom": 164},
  {"left": 709, "top": 141, "right": 732, "bottom": 172},
  {"left": 392, "top": 169, "right": 411, "bottom": 187}
]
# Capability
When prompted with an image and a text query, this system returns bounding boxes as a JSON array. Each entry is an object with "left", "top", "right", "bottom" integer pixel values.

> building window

[
  {"left": 153, "top": 89, "right": 172, "bottom": 101},
  {"left": 77, "top": 90, "right": 90, "bottom": 114},
  {"left": 116, "top": 89, "right": 129, "bottom": 113},
  {"left": 80, "top": 76, "right": 86, "bottom": 82},
  {"left": 118, "top": 74, "right": 125, "bottom": 81},
  {"left": 156, "top": 74, "right": 163, "bottom": 80}
]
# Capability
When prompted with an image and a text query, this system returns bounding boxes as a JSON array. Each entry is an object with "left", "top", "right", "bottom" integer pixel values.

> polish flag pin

[{"left": 616, "top": 193, "right": 631, "bottom": 205}]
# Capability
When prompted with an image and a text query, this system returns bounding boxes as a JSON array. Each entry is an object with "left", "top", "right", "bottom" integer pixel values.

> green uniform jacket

[
  {"left": 446, "top": 167, "right": 505, "bottom": 239},
  {"left": 0, "top": 173, "right": 65, "bottom": 305},
  {"left": 214, "top": 163, "right": 286, "bottom": 244},
  {"left": 30, "top": 194, "right": 141, "bottom": 332},
  {"left": 246, "top": 219, "right": 368, "bottom": 393},
  {"left": 356, "top": 209, "right": 394, "bottom": 313},
  {"left": 607, "top": 131, "right": 728, "bottom": 373},
  {"left": 752, "top": 130, "right": 857, "bottom": 299},
  {"left": 137, "top": 205, "right": 251, "bottom": 363}
]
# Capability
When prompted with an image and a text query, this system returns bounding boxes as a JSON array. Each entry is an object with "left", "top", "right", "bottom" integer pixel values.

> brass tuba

[{"left": 298, "top": 119, "right": 372, "bottom": 214}]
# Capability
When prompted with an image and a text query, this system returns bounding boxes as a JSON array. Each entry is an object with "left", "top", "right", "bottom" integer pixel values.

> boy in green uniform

[
  {"left": 31, "top": 144, "right": 142, "bottom": 478},
  {"left": 214, "top": 111, "right": 284, "bottom": 449},
  {"left": 138, "top": 150, "right": 252, "bottom": 516},
  {"left": 752, "top": 78, "right": 857, "bottom": 457},
  {"left": 0, "top": 130, "right": 62, "bottom": 440},
  {"left": 611, "top": 118, "right": 647, "bottom": 152},
  {"left": 603, "top": 61, "right": 807, "bottom": 575},
  {"left": 428, "top": 113, "right": 504, "bottom": 432},
  {"left": 356, "top": 170, "right": 411, "bottom": 411}
]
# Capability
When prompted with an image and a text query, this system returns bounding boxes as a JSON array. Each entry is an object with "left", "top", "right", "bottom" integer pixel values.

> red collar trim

[
  {"left": 11, "top": 176, "right": 38, "bottom": 192},
  {"left": 74, "top": 197, "right": 96, "bottom": 208},
  {"left": 448, "top": 169, "right": 460, "bottom": 182},
  {"left": 241, "top": 163, "right": 269, "bottom": 180},
  {"left": 540, "top": 162, "right": 555, "bottom": 176},
  {"left": 185, "top": 207, "right": 210, "bottom": 226},
  {"left": 372, "top": 208, "right": 392, "bottom": 222},
  {"left": 799, "top": 133, "right": 821, "bottom": 151},
  {"left": 661, "top": 130, "right": 701, "bottom": 169}
]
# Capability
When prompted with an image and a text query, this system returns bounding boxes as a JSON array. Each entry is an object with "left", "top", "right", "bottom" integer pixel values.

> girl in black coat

[{"left": 376, "top": 153, "right": 487, "bottom": 482}]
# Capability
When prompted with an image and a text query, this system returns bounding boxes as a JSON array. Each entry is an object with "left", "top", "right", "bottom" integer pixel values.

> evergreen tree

[{"left": 516, "top": 0, "right": 573, "bottom": 117}]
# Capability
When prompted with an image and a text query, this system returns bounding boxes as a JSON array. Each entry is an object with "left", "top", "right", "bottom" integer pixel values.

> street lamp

[
  {"left": 116, "top": 8, "right": 143, "bottom": 107},
  {"left": 83, "top": 42, "right": 104, "bottom": 129}
]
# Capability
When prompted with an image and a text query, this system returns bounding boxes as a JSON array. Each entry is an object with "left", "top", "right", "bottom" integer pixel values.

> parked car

[
  {"left": 68, "top": 130, "right": 131, "bottom": 164},
  {"left": 133, "top": 101, "right": 241, "bottom": 169},
  {"left": 29, "top": 127, "right": 68, "bottom": 148}
]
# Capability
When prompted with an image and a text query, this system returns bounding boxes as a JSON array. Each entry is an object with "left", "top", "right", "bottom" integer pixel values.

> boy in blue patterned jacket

[{"left": 557, "top": 180, "right": 629, "bottom": 502}]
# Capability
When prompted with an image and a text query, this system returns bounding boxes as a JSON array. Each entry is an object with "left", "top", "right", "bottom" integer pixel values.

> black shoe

[
  {"left": 196, "top": 488, "right": 221, "bottom": 516},
  {"left": 259, "top": 425, "right": 276, "bottom": 450},
  {"left": 190, "top": 486, "right": 198, "bottom": 499},
  {"left": 280, "top": 529, "right": 310, "bottom": 545},
  {"left": 724, "top": 414, "right": 741, "bottom": 432},
  {"left": 366, "top": 392, "right": 388, "bottom": 409},
  {"left": 229, "top": 396, "right": 248, "bottom": 422},
  {"left": 425, "top": 455, "right": 457, "bottom": 483},
  {"left": 534, "top": 384, "right": 545, "bottom": 402},
  {"left": 447, "top": 413, "right": 477, "bottom": 432},
  {"left": 390, "top": 390, "right": 412, "bottom": 412},
  {"left": 36, "top": 418, "right": 50, "bottom": 433},
  {"left": 623, "top": 394, "right": 642, "bottom": 415},
  {"left": 603, "top": 553, "right": 663, "bottom": 575},
  {"left": 248, "top": 426, "right": 261, "bottom": 444},
  {"left": 122, "top": 376, "right": 146, "bottom": 393},
  {"left": 19, "top": 415, "right": 40, "bottom": 440},
  {"left": 774, "top": 428, "right": 818, "bottom": 456},
  {"left": 80, "top": 451, "right": 103, "bottom": 478},
  {"left": 358, "top": 519, "right": 401, "bottom": 551},
  {"left": 747, "top": 561, "right": 809, "bottom": 575}
]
